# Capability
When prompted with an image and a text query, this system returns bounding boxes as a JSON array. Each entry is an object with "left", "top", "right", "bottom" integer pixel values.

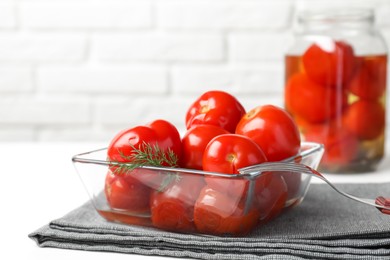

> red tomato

[
  {"left": 304, "top": 123, "right": 359, "bottom": 167},
  {"left": 185, "top": 90, "right": 246, "bottom": 133},
  {"left": 146, "top": 120, "right": 182, "bottom": 158},
  {"left": 236, "top": 105, "right": 301, "bottom": 162},
  {"left": 107, "top": 119, "right": 182, "bottom": 165},
  {"left": 348, "top": 56, "right": 387, "bottom": 100},
  {"left": 127, "top": 168, "right": 167, "bottom": 191},
  {"left": 302, "top": 41, "right": 356, "bottom": 86},
  {"left": 181, "top": 125, "right": 229, "bottom": 170},
  {"left": 280, "top": 171, "right": 302, "bottom": 203},
  {"left": 202, "top": 134, "right": 268, "bottom": 199},
  {"left": 203, "top": 134, "right": 267, "bottom": 174},
  {"left": 285, "top": 73, "right": 348, "bottom": 123},
  {"left": 193, "top": 186, "right": 260, "bottom": 236},
  {"left": 255, "top": 174, "right": 288, "bottom": 222},
  {"left": 150, "top": 174, "right": 205, "bottom": 232},
  {"left": 107, "top": 126, "right": 158, "bottom": 163},
  {"left": 104, "top": 171, "right": 151, "bottom": 213},
  {"left": 343, "top": 100, "right": 385, "bottom": 140}
]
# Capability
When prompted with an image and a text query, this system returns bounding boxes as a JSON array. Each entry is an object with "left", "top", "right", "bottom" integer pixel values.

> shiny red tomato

[
  {"left": 280, "top": 171, "right": 302, "bottom": 203},
  {"left": 104, "top": 170, "right": 151, "bottom": 213},
  {"left": 106, "top": 119, "right": 182, "bottom": 215},
  {"left": 285, "top": 73, "right": 348, "bottom": 123},
  {"left": 181, "top": 125, "right": 229, "bottom": 170},
  {"left": 236, "top": 105, "right": 301, "bottom": 162},
  {"left": 107, "top": 126, "right": 157, "bottom": 163},
  {"left": 343, "top": 100, "right": 385, "bottom": 140},
  {"left": 193, "top": 186, "right": 260, "bottom": 236},
  {"left": 147, "top": 120, "right": 182, "bottom": 158},
  {"left": 203, "top": 134, "right": 267, "bottom": 174},
  {"left": 107, "top": 119, "right": 182, "bottom": 165},
  {"left": 302, "top": 41, "right": 356, "bottom": 87},
  {"left": 255, "top": 174, "right": 288, "bottom": 222},
  {"left": 185, "top": 90, "right": 246, "bottom": 133},
  {"left": 202, "top": 134, "right": 268, "bottom": 199},
  {"left": 150, "top": 174, "right": 205, "bottom": 232}
]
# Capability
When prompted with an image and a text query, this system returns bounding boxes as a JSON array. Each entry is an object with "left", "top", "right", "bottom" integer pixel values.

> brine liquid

[{"left": 285, "top": 54, "right": 387, "bottom": 173}]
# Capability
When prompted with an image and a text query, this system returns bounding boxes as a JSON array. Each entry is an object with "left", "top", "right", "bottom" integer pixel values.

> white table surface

[{"left": 2, "top": 141, "right": 390, "bottom": 260}]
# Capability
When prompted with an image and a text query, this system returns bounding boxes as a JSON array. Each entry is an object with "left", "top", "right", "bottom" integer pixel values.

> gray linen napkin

[{"left": 29, "top": 183, "right": 390, "bottom": 259}]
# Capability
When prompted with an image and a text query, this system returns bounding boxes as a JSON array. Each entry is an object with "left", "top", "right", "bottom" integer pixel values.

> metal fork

[{"left": 239, "top": 162, "right": 390, "bottom": 215}]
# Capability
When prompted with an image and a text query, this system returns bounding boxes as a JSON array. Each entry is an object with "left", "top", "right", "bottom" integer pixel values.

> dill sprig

[
  {"left": 109, "top": 142, "right": 180, "bottom": 191},
  {"left": 110, "top": 141, "right": 179, "bottom": 174}
]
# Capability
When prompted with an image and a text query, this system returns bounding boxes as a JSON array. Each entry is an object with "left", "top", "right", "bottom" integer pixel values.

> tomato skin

[
  {"left": 255, "top": 174, "right": 288, "bottom": 222},
  {"left": 104, "top": 171, "right": 151, "bottom": 213},
  {"left": 107, "top": 119, "right": 182, "bottom": 165},
  {"left": 343, "top": 100, "right": 385, "bottom": 140},
  {"left": 348, "top": 57, "right": 387, "bottom": 100},
  {"left": 106, "top": 119, "right": 182, "bottom": 215},
  {"left": 193, "top": 186, "right": 260, "bottom": 236},
  {"left": 236, "top": 105, "right": 301, "bottom": 162},
  {"left": 202, "top": 134, "right": 268, "bottom": 199},
  {"left": 181, "top": 125, "right": 229, "bottom": 170},
  {"left": 203, "top": 134, "right": 267, "bottom": 174},
  {"left": 280, "top": 171, "right": 301, "bottom": 203},
  {"left": 150, "top": 174, "right": 205, "bottom": 232},
  {"left": 285, "top": 73, "right": 348, "bottom": 123},
  {"left": 107, "top": 126, "right": 158, "bottom": 163},
  {"left": 146, "top": 119, "right": 182, "bottom": 160},
  {"left": 302, "top": 41, "right": 356, "bottom": 86},
  {"left": 185, "top": 90, "right": 246, "bottom": 133},
  {"left": 304, "top": 122, "right": 359, "bottom": 166}
]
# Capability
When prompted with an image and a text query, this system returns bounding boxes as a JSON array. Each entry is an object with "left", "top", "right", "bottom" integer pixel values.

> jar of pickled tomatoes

[{"left": 285, "top": 9, "right": 387, "bottom": 173}]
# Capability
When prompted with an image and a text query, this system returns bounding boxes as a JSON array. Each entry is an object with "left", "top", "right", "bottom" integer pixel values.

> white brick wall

[
  {"left": 94, "top": 32, "right": 224, "bottom": 62},
  {"left": 20, "top": 1, "right": 153, "bottom": 29},
  {"left": 0, "top": 0, "right": 389, "bottom": 142},
  {"left": 0, "top": 66, "right": 32, "bottom": 92},
  {"left": 156, "top": 0, "right": 292, "bottom": 30},
  {"left": 0, "top": 32, "right": 86, "bottom": 62},
  {"left": 38, "top": 65, "right": 168, "bottom": 94},
  {"left": 0, "top": 96, "right": 90, "bottom": 125},
  {"left": 0, "top": 3, "right": 16, "bottom": 29}
]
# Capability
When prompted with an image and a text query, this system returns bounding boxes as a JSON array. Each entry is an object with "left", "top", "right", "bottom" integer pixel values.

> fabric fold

[{"left": 29, "top": 183, "right": 390, "bottom": 259}]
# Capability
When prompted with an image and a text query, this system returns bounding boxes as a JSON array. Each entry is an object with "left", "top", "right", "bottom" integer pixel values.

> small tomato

[
  {"left": 236, "top": 105, "right": 301, "bottom": 162},
  {"left": 304, "top": 122, "right": 359, "bottom": 167},
  {"left": 150, "top": 174, "right": 206, "bottom": 233},
  {"left": 185, "top": 90, "right": 246, "bottom": 133},
  {"left": 343, "top": 100, "right": 385, "bottom": 140},
  {"left": 255, "top": 174, "right": 288, "bottom": 222},
  {"left": 202, "top": 134, "right": 268, "bottom": 199},
  {"left": 193, "top": 186, "right": 260, "bottom": 236},
  {"left": 348, "top": 56, "right": 387, "bottom": 100},
  {"left": 107, "top": 119, "right": 182, "bottom": 166},
  {"left": 181, "top": 125, "right": 229, "bottom": 170},
  {"left": 203, "top": 134, "right": 267, "bottom": 174},
  {"left": 104, "top": 170, "right": 151, "bottom": 214},
  {"left": 285, "top": 73, "right": 348, "bottom": 123},
  {"left": 302, "top": 41, "right": 356, "bottom": 87}
]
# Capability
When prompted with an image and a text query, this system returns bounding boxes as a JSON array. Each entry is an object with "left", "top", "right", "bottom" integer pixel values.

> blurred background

[{"left": 0, "top": 0, "right": 389, "bottom": 142}]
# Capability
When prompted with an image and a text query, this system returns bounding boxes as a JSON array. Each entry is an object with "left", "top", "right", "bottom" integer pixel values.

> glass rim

[{"left": 72, "top": 142, "right": 324, "bottom": 179}]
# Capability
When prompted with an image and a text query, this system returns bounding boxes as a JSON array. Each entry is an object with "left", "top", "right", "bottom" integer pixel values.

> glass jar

[{"left": 284, "top": 9, "right": 387, "bottom": 173}]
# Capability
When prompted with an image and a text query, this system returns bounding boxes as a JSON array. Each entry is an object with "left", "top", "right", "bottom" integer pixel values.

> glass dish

[{"left": 73, "top": 142, "right": 324, "bottom": 236}]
